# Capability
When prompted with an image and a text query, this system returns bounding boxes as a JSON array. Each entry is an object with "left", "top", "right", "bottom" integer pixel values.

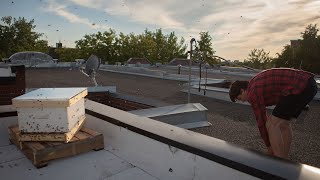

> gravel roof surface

[{"left": 26, "top": 68, "right": 320, "bottom": 168}]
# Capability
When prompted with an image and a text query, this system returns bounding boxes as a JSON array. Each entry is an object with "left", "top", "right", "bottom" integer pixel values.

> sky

[{"left": 0, "top": 0, "right": 320, "bottom": 61}]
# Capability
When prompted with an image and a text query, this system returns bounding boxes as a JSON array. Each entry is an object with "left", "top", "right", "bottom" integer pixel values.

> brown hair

[{"left": 229, "top": 80, "right": 249, "bottom": 102}]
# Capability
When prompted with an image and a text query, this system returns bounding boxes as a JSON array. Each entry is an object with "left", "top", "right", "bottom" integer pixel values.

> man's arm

[{"left": 248, "top": 92, "right": 270, "bottom": 147}]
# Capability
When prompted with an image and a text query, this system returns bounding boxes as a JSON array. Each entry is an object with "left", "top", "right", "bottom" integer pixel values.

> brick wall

[{"left": 0, "top": 65, "right": 25, "bottom": 105}]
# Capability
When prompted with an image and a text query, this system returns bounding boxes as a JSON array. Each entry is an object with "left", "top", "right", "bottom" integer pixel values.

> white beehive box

[{"left": 12, "top": 88, "right": 88, "bottom": 133}]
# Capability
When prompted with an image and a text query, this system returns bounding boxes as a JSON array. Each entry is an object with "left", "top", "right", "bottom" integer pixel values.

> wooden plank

[
  {"left": 12, "top": 99, "right": 70, "bottom": 108},
  {"left": 69, "top": 136, "right": 80, "bottom": 143},
  {"left": 47, "top": 142, "right": 63, "bottom": 146},
  {"left": 19, "top": 132, "right": 66, "bottom": 142},
  {"left": 92, "top": 135, "right": 105, "bottom": 151},
  {"left": 74, "top": 131, "right": 90, "bottom": 140},
  {"left": 25, "top": 142, "right": 46, "bottom": 151},
  {"left": 9, "top": 125, "right": 104, "bottom": 168},
  {"left": 9, "top": 125, "right": 20, "bottom": 133},
  {"left": 35, "top": 134, "right": 104, "bottom": 165},
  {"left": 8, "top": 126, "right": 24, "bottom": 149},
  {"left": 68, "top": 90, "right": 88, "bottom": 106},
  {"left": 81, "top": 127, "right": 101, "bottom": 136},
  {"left": 9, "top": 126, "right": 48, "bottom": 167},
  {"left": 64, "top": 115, "right": 85, "bottom": 142},
  {"left": 41, "top": 142, "right": 55, "bottom": 148},
  {"left": 19, "top": 116, "right": 85, "bottom": 143},
  {"left": 8, "top": 128, "right": 21, "bottom": 148}
]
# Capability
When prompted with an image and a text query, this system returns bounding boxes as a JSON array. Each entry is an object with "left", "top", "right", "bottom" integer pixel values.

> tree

[
  {"left": 114, "top": 32, "right": 131, "bottom": 64},
  {"left": 274, "top": 45, "right": 295, "bottom": 68},
  {"left": 299, "top": 24, "right": 320, "bottom": 72},
  {"left": 0, "top": 17, "right": 189, "bottom": 65},
  {"left": 150, "top": 29, "right": 186, "bottom": 63},
  {"left": 197, "top": 31, "right": 216, "bottom": 64},
  {"left": 0, "top": 16, "right": 47, "bottom": 59},
  {"left": 245, "top": 48, "right": 272, "bottom": 69},
  {"left": 34, "top": 40, "right": 49, "bottom": 53},
  {"left": 136, "top": 29, "right": 157, "bottom": 62},
  {"left": 75, "top": 28, "right": 117, "bottom": 63},
  {"left": 82, "top": 28, "right": 187, "bottom": 64},
  {"left": 274, "top": 24, "right": 320, "bottom": 73},
  {"left": 166, "top": 32, "right": 187, "bottom": 62},
  {"left": 55, "top": 48, "right": 82, "bottom": 62}
]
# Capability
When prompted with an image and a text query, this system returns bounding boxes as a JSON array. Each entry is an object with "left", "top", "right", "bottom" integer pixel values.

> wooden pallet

[
  {"left": 8, "top": 125, "right": 104, "bottom": 168},
  {"left": 18, "top": 116, "right": 85, "bottom": 143}
]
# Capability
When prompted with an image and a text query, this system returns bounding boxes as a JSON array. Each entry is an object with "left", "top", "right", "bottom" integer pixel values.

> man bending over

[{"left": 229, "top": 68, "right": 317, "bottom": 158}]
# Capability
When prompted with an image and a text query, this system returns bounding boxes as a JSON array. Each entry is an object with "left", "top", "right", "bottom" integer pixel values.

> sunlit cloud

[
  {"left": 69, "top": 0, "right": 185, "bottom": 30},
  {"left": 43, "top": 0, "right": 110, "bottom": 30},
  {"left": 198, "top": 1, "right": 320, "bottom": 59},
  {"left": 42, "top": 0, "right": 320, "bottom": 60}
]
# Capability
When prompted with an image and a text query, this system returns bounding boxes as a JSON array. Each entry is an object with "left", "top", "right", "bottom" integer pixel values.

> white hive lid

[{"left": 12, "top": 88, "right": 88, "bottom": 108}]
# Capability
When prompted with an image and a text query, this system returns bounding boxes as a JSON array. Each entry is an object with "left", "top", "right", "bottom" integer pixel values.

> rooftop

[
  {"left": 1, "top": 65, "right": 320, "bottom": 179},
  {"left": 1, "top": 100, "right": 320, "bottom": 179}
]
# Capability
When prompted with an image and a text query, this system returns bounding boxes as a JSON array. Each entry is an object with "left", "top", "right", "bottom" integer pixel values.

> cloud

[
  {"left": 43, "top": 0, "right": 110, "bottom": 30},
  {"left": 200, "top": 0, "right": 320, "bottom": 59},
  {"left": 46, "top": 0, "right": 320, "bottom": 60},
  {"left": 69, "top": 0, "right": 185, "bottom": 30}
]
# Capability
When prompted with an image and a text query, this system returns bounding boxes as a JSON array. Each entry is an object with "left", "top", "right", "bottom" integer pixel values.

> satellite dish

[{"left": 80, "top": 54, "right": 100, "bottom": 86}]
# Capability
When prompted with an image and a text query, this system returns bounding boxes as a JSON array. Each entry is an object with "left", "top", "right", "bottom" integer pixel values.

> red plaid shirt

[{"left": 247, "top": 68, "right": 314, "bottom": 147}]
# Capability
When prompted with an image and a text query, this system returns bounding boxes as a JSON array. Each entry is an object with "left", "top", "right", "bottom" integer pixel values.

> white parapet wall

[
  {"left": 84, "top": 99, "right": 320, "bottom": 180},
  {"left": 0, "top": 101, "right": 320, "bottom": 179},
  {"left": 84, "top": 101, "right": 257, "bottom": 180}
]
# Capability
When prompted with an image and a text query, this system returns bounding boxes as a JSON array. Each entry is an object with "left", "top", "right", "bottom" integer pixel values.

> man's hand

[{"left": 267, "top": 146, "right": 273, "bottom": 155}]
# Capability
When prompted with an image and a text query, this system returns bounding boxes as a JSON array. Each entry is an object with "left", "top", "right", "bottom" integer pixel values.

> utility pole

[{"left": 188, "top": 38, "right": 196, "bottom": 104}]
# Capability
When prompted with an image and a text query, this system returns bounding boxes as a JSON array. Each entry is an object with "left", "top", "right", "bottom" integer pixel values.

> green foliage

[
  {"left": 197, "top": 31, "right": 217, "bottom": 64},
  {"left": 273, "top": 24, "right": 320, "bottom": 73},
  {"left": 0, "top": 16, "right": 211, "bottom": 65},
  {"left": 55, "top": 48, "right": 82, "bottom": 62},
  {"left": 244, "top": 48, "right": 273, "bottom": 69},
  {"left": 3, "top": 16, "right": 319, "bottom": 73},
  {"left": 75, "top": 28, "right": 187, "bottom": 64},
  {"left": 34, "top": 40, "right": 49, "bottom": 53},
  {"left": 75, "top": 29, "right": 117, "bottom": 61},
  {"left": 0, "top": 16, "right": 47, "bottom": 59}
]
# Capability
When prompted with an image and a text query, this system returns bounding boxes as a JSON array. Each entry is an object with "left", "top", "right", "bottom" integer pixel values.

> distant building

[
  {"left": 126, "top": 58, "right": 151, "bottom": 67},
  {"left": 48, "top": 42, "right": 63, "bottom": 59},
  {"left": 290, "top": 40, "right": 301, "bottom": 48},
  {"left": 290, "top": 40, "right": 302, "bottom": 59},
  {"left": 56, "top": 42, "right": 62, "bottom": 48},
  {"left": 168, "top": 58, "right": 197, "bottom": 66},
  {"left": 233, "top": 60, "right": 240, "bottom": 64}
]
